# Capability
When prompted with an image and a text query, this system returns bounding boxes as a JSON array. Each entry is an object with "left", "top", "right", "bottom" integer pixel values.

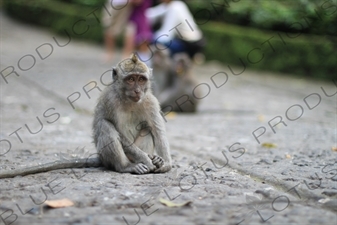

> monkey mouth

[{"left": 130, "top": 96, "right": 141, "bottom": 102}]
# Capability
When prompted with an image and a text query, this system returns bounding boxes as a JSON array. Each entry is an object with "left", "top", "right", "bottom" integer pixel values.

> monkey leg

[
  {"left": 134, "top": 119, "right": 172, "bottom": 173},
  {"left": 131, "top": 130, "right": 165, "bottom": 169},
  {"left": 96, "top": 119, "right": 155, "bottom": 174},
  {"left": 154, "top": 164, "right": 172, "bottom": 173}
]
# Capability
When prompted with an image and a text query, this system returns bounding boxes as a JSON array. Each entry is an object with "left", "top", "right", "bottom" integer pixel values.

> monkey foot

[{"left": 154, "top": 164, "right": 172, "bottom": 173}]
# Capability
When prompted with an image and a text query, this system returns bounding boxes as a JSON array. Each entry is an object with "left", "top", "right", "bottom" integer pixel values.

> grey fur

[
  {"left": 0, "top": 54, "right": 171, "bottom": 179},
  {"left": 152, "top": 52, "right": 201, "bottom": 113},
  {"left": 92, "top": 53, "right": 172, "bottom": 174}
]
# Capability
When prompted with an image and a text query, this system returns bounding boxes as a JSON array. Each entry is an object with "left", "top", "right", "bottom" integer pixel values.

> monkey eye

[
  {"left": 126, "top": 76, "right": 135, "bottom": 84},
  {"left": 138, "top": 76, "right": 147, "bottom": 83}
]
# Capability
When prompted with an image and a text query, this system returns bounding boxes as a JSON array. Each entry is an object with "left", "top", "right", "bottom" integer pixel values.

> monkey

[
  {"left": 0, "top": 54, "right": 172, "bottom": 179},
  {"left": 151, "top": 48, "right": 174, "bottom": 97},
  {"left": 152, "top": 52, "right": 201, "bottom": 113},
  {"left": 93, "top": 53, "right": 172, "bottom": 174}
]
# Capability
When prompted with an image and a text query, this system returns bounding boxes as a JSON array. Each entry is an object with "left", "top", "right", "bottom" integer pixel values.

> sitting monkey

[
  {"left": 93, "top": 53, "right": 172, "bottom": 174},
  {"left": 152, "top": 52, "right": 201, "bottom": 113},
  {"left": 0, "top": 54, "right": 171, "bottom": 179}
]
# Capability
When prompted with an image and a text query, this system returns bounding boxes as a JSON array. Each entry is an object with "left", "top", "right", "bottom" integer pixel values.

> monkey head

[
  {"left": 172, "top": 53, "right": 191, "bottom": 76},
  {"left": 152, "top": 47, "right": 171, "bottom": 70},
  {"left": 112, "top": 53, "right": 153, "bottom": 103}
]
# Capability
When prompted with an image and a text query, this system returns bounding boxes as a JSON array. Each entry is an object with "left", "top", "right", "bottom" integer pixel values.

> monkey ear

[{"left": 112, "top": 67, "right": 118, "bottom": 81}]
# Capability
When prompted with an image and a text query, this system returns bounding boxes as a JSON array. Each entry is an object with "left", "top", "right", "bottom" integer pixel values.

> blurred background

[
  {"left": 1, "top": 2, "right": 336, "bottom": 224},
  {"left": 2, "top": 0, "right": 336, "bottom": 80}
]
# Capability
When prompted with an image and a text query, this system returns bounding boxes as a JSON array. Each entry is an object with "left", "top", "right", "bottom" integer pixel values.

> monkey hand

[
  {"left": 133, "top": 163, "right": 154, "bottom": 174},
  {"left": 148, "top": 154, "right": 164, "bottom": 169}
]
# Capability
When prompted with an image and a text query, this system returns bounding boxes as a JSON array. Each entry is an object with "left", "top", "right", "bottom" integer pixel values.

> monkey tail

[{"left": 0, "top": 157, "right": 101, "bottom": 179}]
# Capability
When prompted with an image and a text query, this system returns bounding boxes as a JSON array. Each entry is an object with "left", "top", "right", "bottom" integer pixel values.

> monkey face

[
  {"left": 173, "top": 53, "right": 191, "bottom": 76},
  {"left": 123, "top": 74, "right": 149, "bottom": 102}
]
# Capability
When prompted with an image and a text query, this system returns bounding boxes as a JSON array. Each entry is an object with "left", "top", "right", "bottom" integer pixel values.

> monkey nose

[{"left": 134, "top": 89, "right": 140, "bottom": 93}]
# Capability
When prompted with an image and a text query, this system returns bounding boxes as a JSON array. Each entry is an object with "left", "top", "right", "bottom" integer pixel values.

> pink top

[{"left": 129, "top": 0, "right": 153, "bottom": 45}]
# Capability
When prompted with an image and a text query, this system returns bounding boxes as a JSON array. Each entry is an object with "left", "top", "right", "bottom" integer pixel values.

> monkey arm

[
  {"left": 119, "top": 134, "right": 151, "bottom": 161},
  {"left": 95, "top": 118, "right": 156, "bottom": 173},
  {"left": 151, "top": 111, "right": 172, "bottom": 172},
  {"left": 95, "top": 118, "right": 145, "bottom": 165}
]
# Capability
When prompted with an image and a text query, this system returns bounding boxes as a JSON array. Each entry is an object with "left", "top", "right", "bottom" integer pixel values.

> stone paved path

[{"left": 0, "top": 10, "right": 336, "bottom": 225}]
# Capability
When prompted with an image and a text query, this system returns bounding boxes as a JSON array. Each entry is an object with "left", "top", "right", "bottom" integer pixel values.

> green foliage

[
  {"left": 4, "top": 0, "right": 104, "bottom": 42},
  {"left": 186, "top": 0, "right": 337, "bottom": 36},
  {"left": 201, "top": 21, "right": 337, "bottom": 79},
  {"left": 57, "top": 0, "right": 106, "bottom": 6},
  {"left": 4, "top": 0, "right": 337, "bottom": 80}
]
